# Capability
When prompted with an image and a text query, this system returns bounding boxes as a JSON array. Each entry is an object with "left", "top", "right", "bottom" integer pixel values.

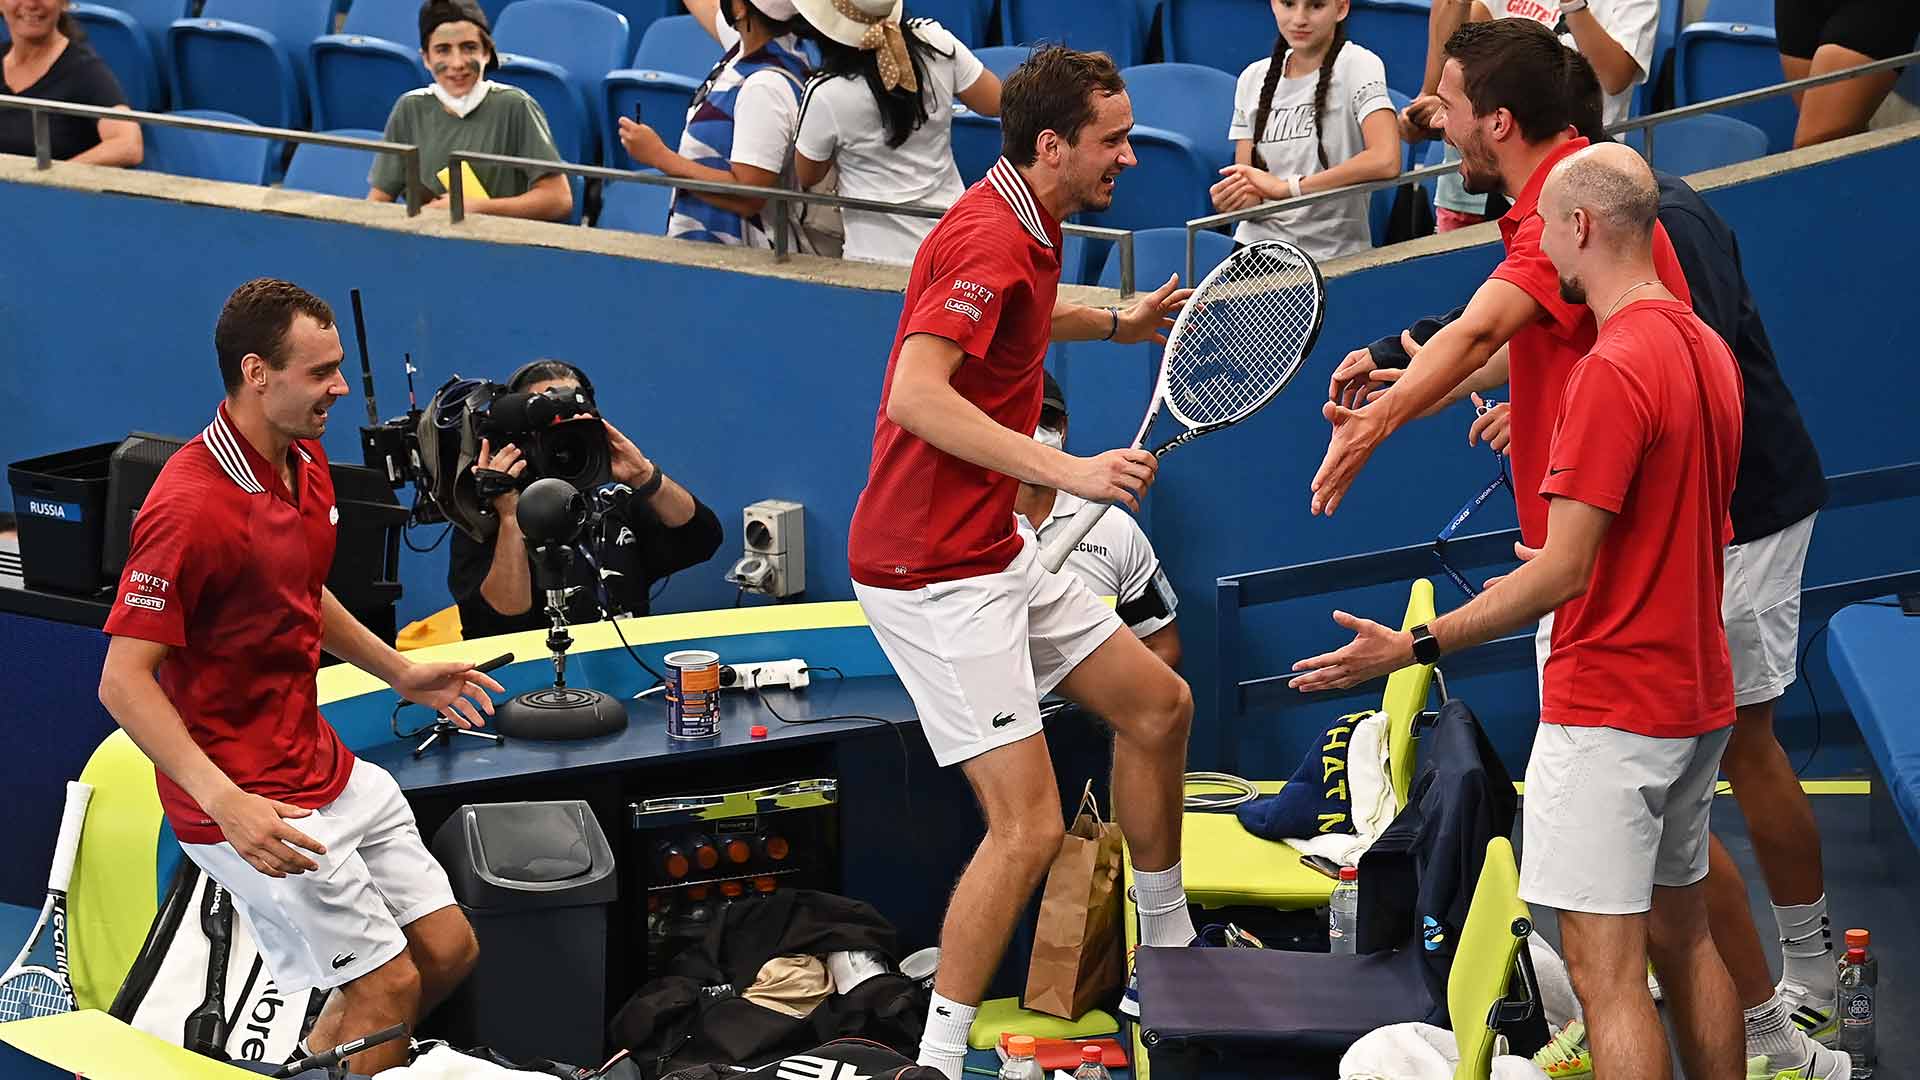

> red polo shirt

[
  {"left": 1539, "top": 301, "right": 1745, "bottom": 738},
  {"left": 848, "top": 157, "right": 1063, "bottom": 588},
  {"left": 1489, "top": 137, "right": 1692, "bottom": 548},
  {"left": 103, "top": 403, "right": 352, "bottom": 845}
]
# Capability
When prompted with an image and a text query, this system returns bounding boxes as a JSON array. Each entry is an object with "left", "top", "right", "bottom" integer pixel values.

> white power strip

[{"left": 719, "top": 659, "right": 810, "bottom": 690}]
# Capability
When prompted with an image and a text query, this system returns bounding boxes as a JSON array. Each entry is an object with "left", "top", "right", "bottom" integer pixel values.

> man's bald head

[{"left": 1543, "top": 142, "right": 1660, "bottom": 252}]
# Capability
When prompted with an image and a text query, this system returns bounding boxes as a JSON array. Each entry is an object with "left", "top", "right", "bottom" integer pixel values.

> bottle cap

[
  {"left": 764, "top": 834, "right": 791, "bottom": 860},
  {"left": 750, "top": 724, "right": 769, "bottom": 738},
  {"left": 1845, "top": 928, "right": 1870, "bottom": 951},
  {"left": 1846, "top": 947, "right": 1867, "bottom": 963},
  {"left": 720, "top": 880, "right": 744, "bottom": 897},
  {"left": 1339, "top": 866, "right": 1358, "bottom": 882},
  {"left": 1007, "top": 1035, "right": 1036, "bottom": 1057},
  {"left": 1082, "top": 1044, "right": 1104, "bottom": 1062},
  {"left": 725, "top": 838, "right": 753, "bottom": 864}
]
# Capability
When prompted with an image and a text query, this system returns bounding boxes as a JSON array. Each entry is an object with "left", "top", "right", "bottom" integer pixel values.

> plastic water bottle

[
  {"left": 1071, "top": 1044, "right": 1113, "bottom": 1080},
  {"left": 998, "top": 1035, "right": 1045, "bottom": 1080},
  {"left": 1329, "top": 866, "right": 1359, "bottom": 954},
  {"left": 1838, "top": 928, "right": 1877, "bottom": 1077}
]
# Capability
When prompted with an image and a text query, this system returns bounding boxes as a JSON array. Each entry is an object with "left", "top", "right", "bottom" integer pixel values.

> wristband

[
  {"left": 1102, "top": 306, "right": 1120, "bottom": 342},
  {"left": 1286, "top": 174, "right": 1303, "bottom": 199},
  {"left": 634, "top": 465, "right": 666, "bottom": 500}
]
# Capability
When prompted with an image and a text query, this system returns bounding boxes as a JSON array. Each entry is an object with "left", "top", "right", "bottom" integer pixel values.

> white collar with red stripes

[
  {"left": 204, "top": 405, "right": 311, "bottom": 496},
  {"left": 986, "top": 158, "right": 1056, "bottom": 249}
]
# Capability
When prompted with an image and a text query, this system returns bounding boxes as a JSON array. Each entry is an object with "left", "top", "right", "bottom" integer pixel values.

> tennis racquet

[
  {"left": 0, "top": 781, "right": 93, "bottom": 1023},
  {"left": 1039, "top": 239, "right": 1327, "bottom": 572},
  {"left": 182, "top": 881, "right": 234, "bottom": 1057}
]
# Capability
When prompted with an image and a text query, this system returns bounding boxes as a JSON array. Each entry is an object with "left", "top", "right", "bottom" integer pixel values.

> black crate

[{"left": 8, "top": 442, "right": 117, "bottom": 596}]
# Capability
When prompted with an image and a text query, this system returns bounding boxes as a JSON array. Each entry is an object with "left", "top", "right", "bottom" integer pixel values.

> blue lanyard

[{"left": 1432, "top": 399, "right": 1514, "bottom": 599}]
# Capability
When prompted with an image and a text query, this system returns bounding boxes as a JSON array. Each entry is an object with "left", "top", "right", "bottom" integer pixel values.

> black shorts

[{"left": 1774, "top": 0, "right": 1920, "bottom": 62}]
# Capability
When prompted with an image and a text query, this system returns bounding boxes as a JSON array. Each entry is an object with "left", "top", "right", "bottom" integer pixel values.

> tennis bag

[
  {"left": 660, "top": 1038, "right": 940, "bottom": 1080},
  {"left": 109, "top": 857, "right": 324, "bottom": 1065}
]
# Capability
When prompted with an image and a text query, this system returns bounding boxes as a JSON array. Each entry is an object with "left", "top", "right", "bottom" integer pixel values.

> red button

[{"left": 749, "top": 725, "right": 768, "bottom": 738}]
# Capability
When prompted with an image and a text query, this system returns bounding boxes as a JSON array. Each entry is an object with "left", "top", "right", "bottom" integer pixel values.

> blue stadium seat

[
  {"left": 495, "top": 0, "right": 632, "bottom": 163},
  {"left": 603, "top": 68, "right": 702, "bottom": 169},
  {"left": 1637, "top": 0, "right": 1687, "bottom": 116},
  {"left": 951, "top": 106, "right": 1001, "bottom": 186},
  {"left": 593, "top": 0, "right": 682, "bottom": 57},
  {"left": 1675, "top": 21, "right": 1797, "bottom": 153},
  {"left": 1161, "top": 0, "right": 1276, "bottom": 78},
  {"left": 1347, "top": 0, "right": 1430, "bottom": 100},
  {"left": 1703, "top": 0, "right": 1772, "bottom": 23},
  {"left": 1387, "top": 86, "right": 1412, "bottom": 169},
  {"left": 596, "top": 170, "right": 673, "bottom": 232},
  {"left": 1001, "top": 0, "right": 1149, "bottom": 68},
  {"left": 142, "top": 109, "right": 271, "bottom": 183},
  {"left": 70, "top": 3, "right": 164, "bottom": 111},
  {"left": 910, "top": 0, "right": 990, "bottom": 47},
  {"left": 1096, "top": 226, "right": 1233, "bottom": 289},
  {"left": 102, "top": 0, "right": 192, "bottom": 77},
  {"left": 1366, "top": 88, "right": 1414, "bottom": 244},
  {"left": 477, "top": 0, "right": 518, "bottom": 23},
  {"left": 168, "top": 0, "right": 334, "bottom": 129},
  {"left": 282, "top": 129, "right": 384, "bottom": 197},
  {"left": 972, "top": 45, "right": 1030, "bottom": 83},
  {"left": 631, "top": 13, "right": 722, "bottom": 79},
  {"left": 1084, "top": 125, "right": 1214, "bottom": 233},
  {"left": 1625, "top": 113, "right": 1770, "bottom": 174},
  {"left": 1119, "top": 62, "right": 1236, "bottom": 170},
  {"left": 309, "top": 0, "right": 430, "bottom": 132}
]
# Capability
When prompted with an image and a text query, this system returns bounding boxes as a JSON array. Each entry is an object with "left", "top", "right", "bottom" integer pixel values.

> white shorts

[
  {"left": 1519, "top": 723, "right": 1733, "bottom": 915},
  {"left": 181, "top": 759, "right": 457, "bottom": 994},
  {"left": 1723, "top": 512, "right": 1816, "bottom": 707},
  {"left": 854, "top": 534, "right": 1125, "bottom": 767}
]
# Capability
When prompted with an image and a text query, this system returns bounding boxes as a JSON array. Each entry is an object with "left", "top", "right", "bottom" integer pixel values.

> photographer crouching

[{"left": 448, "top": 360, "right": 724, "bottom": 639}]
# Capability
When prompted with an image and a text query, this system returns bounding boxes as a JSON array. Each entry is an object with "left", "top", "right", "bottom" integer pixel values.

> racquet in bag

[
  {"left": 1039, "top": 239, "right": 1326, "bottom": 572},
  {"left": 0, "top": 781, "right": 93, "bottom": 1022}
]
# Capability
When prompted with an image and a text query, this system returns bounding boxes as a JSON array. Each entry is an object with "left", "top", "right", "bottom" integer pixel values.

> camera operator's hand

[
  {"left": 604, "top": 420, "right": 657, "bottom": 488},
  {"left": 474, "top": 438, "right": 528, "bottom": 515}
]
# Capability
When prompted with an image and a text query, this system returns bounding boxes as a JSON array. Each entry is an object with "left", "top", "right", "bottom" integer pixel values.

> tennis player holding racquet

[{"left": 846, "top": 48, "right": 1194, "bottom": 1079}]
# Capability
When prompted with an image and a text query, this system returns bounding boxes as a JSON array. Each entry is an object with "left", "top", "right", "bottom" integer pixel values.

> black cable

[
  {"left": 576, "top": 540, "right": 669, "bottom": 688},
  {"left": 750, "top": 682, "right": 914, "bottom": 825},
  {"left": 733, "top": 586, "right": 746, "bottom": 608},
  {"left": 391, "top": 698, "right": 441, "bottom": 740},
  {"left": 1791, "top": 598, "right": 1902, "bottom": 777}
]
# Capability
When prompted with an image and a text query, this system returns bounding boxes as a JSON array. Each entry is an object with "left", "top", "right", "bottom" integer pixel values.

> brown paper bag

[{"left": 1022, "top": 782, "right": 1125, "bottom": 1020}]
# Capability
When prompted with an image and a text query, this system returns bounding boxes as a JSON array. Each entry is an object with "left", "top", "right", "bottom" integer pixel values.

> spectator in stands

[
  {"left": 365, "top": 0, "right": 573, "bottom": 221},
  {"left": 1776, "top": 0, "right": 1920, "bottom": 148},
  {"left": 1405, "top": 0, "right": 1657, "bottom": 231},
  {"left": 451, "top": 360, "right": 724, "bottom": 640},
  {"left": 1208, "top": 0, "right": 1400, "bottom": 261},
  {"left": 789, "top": 0, "right": 1002, "bottom": 266},
  {"left": 618, "top": 0, "right": 812, "bottom": 248},
  {"left": 0, "top": 0, "right": 141, "bottom": 166}
]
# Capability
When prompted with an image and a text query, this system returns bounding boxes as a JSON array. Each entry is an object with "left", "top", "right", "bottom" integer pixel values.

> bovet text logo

[{"left": 950, "top": 278, "right": 995, "bottom": 305}]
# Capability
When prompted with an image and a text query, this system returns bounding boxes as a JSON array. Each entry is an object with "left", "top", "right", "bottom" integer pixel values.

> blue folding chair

[
  {"left": 972, "top": 45, "right": 1030, "bottom": 83},
  {"left": 909, "top": 0, "right": 990, "bottom": 47},
  {"left": 282, "top": 129, "right": 384, "bottom": 197},
  {"left": 70, "top": 3, "right": 164, "bottom": 111},
  {"left": 1626, "top": 113, "right": 1770, "bottom": 174},
  {"left": 494, "top": 0, "right": 631, "bottom": 163},
  {"left": 595, "top": 170, "right": 674, "bottom": 232},
  {"left": 1119, "top": 62, "right": 1237, "bottom": 170},
  {"left": 1084, "top": 125, "right": 1215, "bottom": 234},
  {"left": 168, "top": 0, "right": 334, "bottom": 129},
  {"left": 1001, "top": 0, "right": 1148, "bottom": 67},
  {"left": 1674, "top": 21, "right": 1797, "bottom": 153},
  {"left": 1347, "top": 0, "right": 1430, "bottom": 100},
  {"left": 1160, "top": 0, "right": 1276, "bottom": 77},
  {"left": 1703, "top": 0, "right": 1773, "bottom": 24},
  {"left": 951, "top": 107, "right": 1002, "bottom": 186},
  {"left": 602, "top": 68, "right": 702, "bottom": 169},
  {"left": 631, "top": 14, "right": 724, "bottom": 78},
  {"left": 142, "top": 109, "right": 271, "bottom": 183},
  {"left": 308, "top": 0, "right": 429, "bottom": 132}
]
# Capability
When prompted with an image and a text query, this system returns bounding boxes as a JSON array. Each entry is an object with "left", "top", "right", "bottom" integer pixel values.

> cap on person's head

[
  {"left": 1043, "top": 371, "right": 1066, "bottom": 415},
  {"left": 746, "top": 0, "right": 800, "bottom": 21},
  {"left": 418, "top": 0, "right": 500, "bottom": 72},
  {"left": 792, "top": 0, "right": 900, "bottom": 47}
]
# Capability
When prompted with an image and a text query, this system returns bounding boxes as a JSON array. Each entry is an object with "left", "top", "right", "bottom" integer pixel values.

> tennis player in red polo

[
  {"left": 846, "top": 47, "right": 1190, "bottom": 1080},
  {"left": 1294, "top": 144, "right": 1748, "bottom": 1080},
  {"left": 97, "top": 280, "right": 504, "bottom": 1075}
]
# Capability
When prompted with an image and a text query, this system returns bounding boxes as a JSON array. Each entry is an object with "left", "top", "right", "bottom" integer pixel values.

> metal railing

[{"left": 1182, "top": 47, "right": 1920, "bottom": 283}]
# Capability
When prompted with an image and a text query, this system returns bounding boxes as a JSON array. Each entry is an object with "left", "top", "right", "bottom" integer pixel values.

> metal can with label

[{"left": 663, "top": 649, "right": 722, "bottom": 739}]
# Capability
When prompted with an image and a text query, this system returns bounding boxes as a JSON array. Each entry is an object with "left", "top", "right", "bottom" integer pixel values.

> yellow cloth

[
  {"left": 70, "top": 731, "right": 164, "bottom": 1012},
  {"left": 435, "top": 160, "right": 490, "bottom": 200},
  {"left": 0, "top": 1010, "right": 263, "bottom": 1079},
  {"left": 742, "top": 955, "right": 833, "bottom": 1018},
  {"left": 966, "top": 996, "right": 1117, "bottom": 1051},
  {"left": 398, "top": 604, "right": 464, "bottom": 650}
]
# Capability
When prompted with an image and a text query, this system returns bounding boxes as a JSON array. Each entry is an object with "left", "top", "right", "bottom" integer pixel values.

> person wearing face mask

[
  {"left": 616, "top": 0, "right": 812, "bottom": 247},
  {"left": 366, "top": 0, "right": 573, "bottom": 221},
  {"left": 1014, "top": 372, "right": 1180, "bottom": 668}
]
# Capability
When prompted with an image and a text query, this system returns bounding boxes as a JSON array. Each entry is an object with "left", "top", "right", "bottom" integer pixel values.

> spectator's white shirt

[
  {"left": 1227, "top": 44, "right": 1395, "bottom": 260},
  {"left": 1476, "top": 0, "right": 1660, "bottom": 124},
  {"left": 794, "top": 19, "right": 985, "bottom": 265},
  {"left": 1017, "top": 492, "right": 1178, "bottom": 639}
]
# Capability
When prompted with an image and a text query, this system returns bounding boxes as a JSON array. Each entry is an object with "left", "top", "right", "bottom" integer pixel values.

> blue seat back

[
  {"left": 951, "top": 108, "right": 1001, "bottom": 186},
  {"left": 71, "top": 3, "right": 164, "bottom": 111},
  {"left": 1001, "top": 0, "right": 1147, "bottom": 67},
  {"left": 1675, "top": 22, "right": 1796, "bottom": 152},
  {"left": 196, "top": 0, "right": 333, "bottom": 89},
  {"left": 282, "top": 129, "right": 383, "bottom": 197},
  {"left": 632, "top": 14, "right": 724, "bottom": 79},
  {"left": 494, "top": 56, "right": 593, "bottom": 161},
  {"left": 1626, "top": 113, "right": 1769, "bottom": 174},
  {"left": 309, "top": 36, "right": 426, "bottom": 131},
  {"left": 1118, "top": 62, "right": 1237, "bottom": 170},
  {"left": 1703, "top": 0, "right": 1772, "bottom": 22},
  {"left": 495, "top": 0, "right": 631, "bottom": 85},
  {"left": 909, "top": 0, "right": 990, "bottom": 47},
  {"left": 596, "top": 171, "right": 674, "bottom": 232},
  {"left": 171, "top": 0, "right": 333, "bottom": 127},
  {"left": 603, "top": 68, "right": 702, "bottom": 169},
  {"left": 1084, "top": 125, "right": 1214, "bottom": 233},
  {"left": 1096, "top": 226, "right": 1233, "bottom": 290},
  {"left": 340, "top": 0, "right": 422, "bottom": 43},
  {"left": 142, "top": 108, "right": 271, "bottom": 183},
  {"left": 1347, "top": 0, "right": 1430, "bottom": 100},
  {"left": 590, "top": 0, "right": 681, "bottom": 56},
  {"left": 1162, "top": 0, "right": 1276, "bottom": 77},
  {"left": 972, "top": 45, "right": 1030, "bottom": 83},
  {"left": 108, "top": 0, "right": 193, "bottom": 61}
]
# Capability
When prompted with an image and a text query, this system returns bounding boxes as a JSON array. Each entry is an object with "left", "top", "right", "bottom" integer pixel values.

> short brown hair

[
  {"left": 1000, "top": 46, "right": 1127, "bottom": 167},
  {"left": 1444, "top": 19, "right": 1586, "bottom": 143},
  {"left": 215, "top": 279, "right": 335, "bottom": 392}
]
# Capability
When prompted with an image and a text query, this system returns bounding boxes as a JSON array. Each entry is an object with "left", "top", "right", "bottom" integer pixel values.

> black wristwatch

[
  {"left": 634, "top": 465, "right": 666, "bottom": 500},
  {"left": 1409, "top": 623, "right": 1441, "bottom": 665}
]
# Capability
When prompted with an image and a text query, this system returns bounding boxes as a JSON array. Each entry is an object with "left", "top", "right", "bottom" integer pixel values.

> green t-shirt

[{"left": 368, "top": 84, "right": 564, "bottom": 201}]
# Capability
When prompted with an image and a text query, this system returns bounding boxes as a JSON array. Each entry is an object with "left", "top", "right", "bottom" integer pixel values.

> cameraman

[{"left": 448, "top": 361, "right": 724, "bottom": 638}]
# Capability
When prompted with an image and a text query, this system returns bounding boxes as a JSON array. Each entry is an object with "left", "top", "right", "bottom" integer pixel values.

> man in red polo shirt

[
  {"left": 97, "top": 280, "right": 505, "bottom": 1074},
  {"left": 1293, "top": 143, "right": 1747, "bottom": 1080},
  {"left": 846, "top": 46, "right": 1190, "bottom": 1080}
]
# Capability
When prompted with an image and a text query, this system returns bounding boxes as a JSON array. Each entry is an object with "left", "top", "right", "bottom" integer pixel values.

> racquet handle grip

[
  {"left": 47, "top": 782, "right": 93, "bottom": 894},
  {"left": 1038, "top": 499, "right": 1112, "bottom": 573}
]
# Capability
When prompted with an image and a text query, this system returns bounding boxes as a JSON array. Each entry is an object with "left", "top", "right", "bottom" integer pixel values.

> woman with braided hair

[
  {"left": 791, "top": 0, "right": 1003, "bottom": 265},
  {"left": 1209, "top": 0, "right": 1401, "bottom": 260}
]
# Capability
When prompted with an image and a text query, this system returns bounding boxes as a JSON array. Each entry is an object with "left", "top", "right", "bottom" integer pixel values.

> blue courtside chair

[
  {"left": 168, "top": 0, "right": 334, "bottom": 129},
  {"left": 595, "top": 170, "right": 674, "bottom": 232},
  {"left": 282, "top": 129, "right": 385, "bottom": 197},
  {"left": 308, "top": 0, "right": 430, "bottom": 132},
  {"left": 1626, "top": 113, "right": 1770, "bottom": 173},
  {"left": 70, "top": 3, "right": 164, "bottom": 111},
  {"left": 142, "top": 108, "right": 271, "bottom": 183},
  {"left": 1674, "top": 21, "right": 1798, "bottom": 153},
  {"left": 1347, "top": 0, "right": 1430, "bottom": 100},
  {"left": 1161, "top": 0, "right": 1276, "bottom": 77},
  {"left": 1119, "top": 62, "right": 1238, "bottom": 170},
  {"left": 631, "top": 13, "right": 723, "bottom": 78}
]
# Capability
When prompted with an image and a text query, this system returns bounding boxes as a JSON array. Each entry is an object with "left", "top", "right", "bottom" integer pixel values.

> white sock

[
  {"left": 1744, "top": 994, "right": 1803, "bottom": 1058},
  {"left": 1132, "top": 861, "right": 1198, "bottom": 949},
  {"left": 917, "top": 991, "right": 976, "bottom": 1080},
  {"left": 1773, "top": 896, "right": 1834, "bottom": 999}
]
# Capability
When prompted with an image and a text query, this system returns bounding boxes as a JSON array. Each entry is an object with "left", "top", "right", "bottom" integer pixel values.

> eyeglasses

[{"left": 1431, "top": 398, "right": 1513, "bottom": 599}]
